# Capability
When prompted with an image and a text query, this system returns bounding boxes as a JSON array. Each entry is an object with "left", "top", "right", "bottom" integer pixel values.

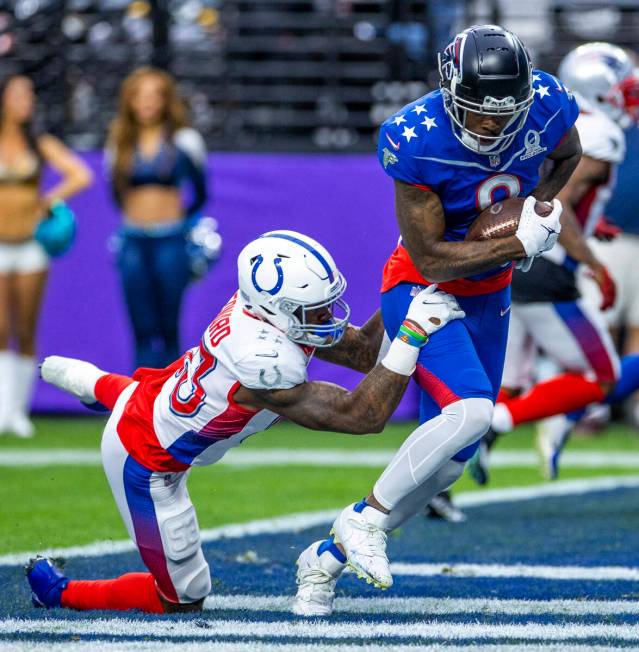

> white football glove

[
  {"left": 405, "top": 285, "right": 466, "bottom": 337},
  {"left": 381, "top": 285, "right": 465, "bottom": 376},
  {"left": 515, "top": 196, "right": 562, "bottom": 257}
]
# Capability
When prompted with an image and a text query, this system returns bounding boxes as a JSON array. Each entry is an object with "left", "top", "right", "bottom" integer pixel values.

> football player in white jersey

[
  {"left": 26, "top": 229, "right": 464, "bottom": 614},
  {"left": 469, "top": 43, "right": 639, "bottom": 484}
]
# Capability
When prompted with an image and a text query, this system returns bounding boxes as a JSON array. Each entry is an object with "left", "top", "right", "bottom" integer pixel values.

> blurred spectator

[
  {"left": 0, "top": 74, "right": 92, "bottom": 437},
  {"left": 106, "top": 67, "right": 208, "bottom": 370}
]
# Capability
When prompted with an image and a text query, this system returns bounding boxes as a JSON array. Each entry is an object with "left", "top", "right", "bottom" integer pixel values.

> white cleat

[
  {"left": 40, "top": 356, "right": 106, "bottom": 404},
  {"left": 292, "top": 541, "right": 343, "bottom": 617},
  {"left": 331, "top": 502, "right": 392, "bottom": 590},
  {"left": 536, "top": 415, "right": 572, "bottom": 481}
]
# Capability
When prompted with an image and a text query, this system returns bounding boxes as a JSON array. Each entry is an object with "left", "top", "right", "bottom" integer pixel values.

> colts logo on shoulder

[
  {"left": 251, "top": 255, "right": 284, "bottom": 295},
  {"left": 259, "top": 365, "right": 283, "bottom": 388}
]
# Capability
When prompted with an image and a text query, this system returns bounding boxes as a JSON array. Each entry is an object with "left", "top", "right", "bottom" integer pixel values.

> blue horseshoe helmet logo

[{"left": 251, "top": 255, "right": 284, "bottom": 295}]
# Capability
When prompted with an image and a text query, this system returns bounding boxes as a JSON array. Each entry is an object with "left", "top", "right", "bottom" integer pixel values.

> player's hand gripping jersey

[
  {"left": 116, "top": 292, "right": 313, "bottom": 472},
  {"left": 378, "top": 70, "right": 579, "bottom": 295}
]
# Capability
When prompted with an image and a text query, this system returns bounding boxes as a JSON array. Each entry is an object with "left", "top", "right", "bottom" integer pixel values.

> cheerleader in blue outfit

[{"left": 107, "top": 68, "right": 209, "bottom": 369}]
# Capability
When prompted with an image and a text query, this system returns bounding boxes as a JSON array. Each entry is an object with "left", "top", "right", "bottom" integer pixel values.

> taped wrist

[{"left": 381, "top": 321, "right": 429, "bottom": 376}]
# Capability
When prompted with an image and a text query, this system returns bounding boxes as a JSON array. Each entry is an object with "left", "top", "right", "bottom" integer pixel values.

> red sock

[
  {"left": 95, "top": 373, "right": 134, "bottom": 410},
  {"left": 60, "top": 572, "right": 164, "bottom": 613},
  {"left": 497, "top": 388, "right": 513, "bottom": 402},
  {"left": 502, "top": 373, "right": 606, "bottom": 427}
]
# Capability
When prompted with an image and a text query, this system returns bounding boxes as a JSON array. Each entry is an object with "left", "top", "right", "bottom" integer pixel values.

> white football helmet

[
  {"left": 558, "top": 42, "right": 634, "bottom": 123},
  {"left": 237, "top": 230, "right": 350, "bottom": 348}
]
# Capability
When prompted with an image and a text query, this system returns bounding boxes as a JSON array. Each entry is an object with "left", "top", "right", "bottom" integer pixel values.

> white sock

[
  {"left": 0, "top": 351, "right": 14, "bottom": 428},
  {"left": 317, "top": 544, "right": 346, "bottom": 576},
  {"left": 373, "top": 397, "right": 493, "bottom": 510},
  {"left": 491, "top": 402, "right": 514, "bottom": 433},
  {"left": 14, "top": 355, "right": 36, "bottom": 419}
]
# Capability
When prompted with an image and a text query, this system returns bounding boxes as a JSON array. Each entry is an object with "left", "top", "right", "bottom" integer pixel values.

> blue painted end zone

[{"left": 2, "top": 486, "right": 639, "bottom": 647}]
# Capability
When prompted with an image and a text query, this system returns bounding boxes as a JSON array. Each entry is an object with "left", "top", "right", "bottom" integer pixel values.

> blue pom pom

[{"left": 34, "top": 202, "right": 77, "bottom": 258}]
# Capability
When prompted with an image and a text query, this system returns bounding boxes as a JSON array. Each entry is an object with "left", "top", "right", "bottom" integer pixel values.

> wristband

[
  {"left": 397, "top": 319, "right": 429, "bottom": 346},
  {"left": 381, "top": 338, "right": 420, "bottom": 376}
]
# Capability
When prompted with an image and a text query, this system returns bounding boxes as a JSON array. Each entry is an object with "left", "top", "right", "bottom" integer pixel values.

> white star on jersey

[
  {"left": 412, "top": 104, "right": 427, "bottom": 116},
  {"left": 401, "top": 126, "right": 417, "bottom": 142},
  {"left": 392, "top": 115, "right": 406, "bottom": 126},
  {"left": 532, "top": 73, "right": 541, "bottom": 83},
  {"left": 421, "top": 116, "right": 437, "bottom": 131},
  {"left": 535, "top": 85, "right": 550, "bottom": 99}
]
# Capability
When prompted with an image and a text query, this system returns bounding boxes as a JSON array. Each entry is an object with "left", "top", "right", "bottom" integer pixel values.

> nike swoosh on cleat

[{"left": 385, "top": 133, "right": 400, "bottom": 151}]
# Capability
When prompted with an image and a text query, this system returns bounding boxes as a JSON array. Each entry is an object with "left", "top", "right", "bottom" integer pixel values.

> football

[{"left": 464, "top": 197, "right": 553, "bottom": 241}]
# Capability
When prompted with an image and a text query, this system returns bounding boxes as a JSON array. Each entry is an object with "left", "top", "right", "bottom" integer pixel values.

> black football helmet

[{"left": 438, "top": 25, "right": 534, "bottom": 155}]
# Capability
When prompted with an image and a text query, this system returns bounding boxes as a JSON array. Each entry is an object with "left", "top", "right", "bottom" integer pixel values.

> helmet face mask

[
  {"left": 238, "top": 231, "right": 351, "bottom": 349},
  {"left": 278, "top": 273, "right": 350, "bottom": 348},
  {"left": 438, "top": 25, "right": 534, "bottom": 155},
  {"left": 617, "top": 72, "right": 639, "bottom": 124}
]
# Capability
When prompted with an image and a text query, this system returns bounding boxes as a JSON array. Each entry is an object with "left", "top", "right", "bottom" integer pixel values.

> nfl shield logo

[{"left": 489, "top": 155, "right": 500, "bottom": 168}]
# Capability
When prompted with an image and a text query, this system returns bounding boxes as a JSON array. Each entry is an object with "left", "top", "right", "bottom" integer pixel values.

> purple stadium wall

[{"left": 34, "top": 152, "right": 420, "bottom": 420}]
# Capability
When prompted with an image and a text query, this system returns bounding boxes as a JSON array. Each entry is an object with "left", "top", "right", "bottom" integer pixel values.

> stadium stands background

[
  {"left": 3, "top": 0, "right": 638, "bottom": 414},
  {"left": 3, "top": 0, "right": 639, "bottom": 152}
]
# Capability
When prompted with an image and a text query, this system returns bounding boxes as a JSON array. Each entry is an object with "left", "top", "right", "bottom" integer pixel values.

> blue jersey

[{"left": 378, "top": 70, "right": 579, "bottom": 294}]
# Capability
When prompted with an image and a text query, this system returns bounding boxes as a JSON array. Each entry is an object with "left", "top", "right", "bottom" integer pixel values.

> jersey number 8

[{"left": 476, "top": 173, "right": 521, "bottom": 211}]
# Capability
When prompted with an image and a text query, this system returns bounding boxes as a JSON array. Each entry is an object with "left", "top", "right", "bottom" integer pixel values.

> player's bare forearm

[
  {"left": 395, "top": 181, "right": 526, "bottom": 283},
  {"left": 554, "top": 152, "right": 611, "bottom": 269},
  {"left": 235, "top": 364, "right": 409, "bottom": 434},
  {"left": 406, "top": 237, "right": 526, "bottom": 283},
  {"left": 315, "top": 310, "right": 384, "bottom": 373},
  {"left": 558, "top": 209, "right": 600, "bottom": 268},
  {"left": 531, "top": 126, "right": 582, "bottom": 202}
]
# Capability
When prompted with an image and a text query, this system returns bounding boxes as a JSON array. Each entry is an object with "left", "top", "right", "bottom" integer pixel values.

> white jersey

[
  {"left": 117, "top": 292, "right": 313, "bottom": 471},
  {"left": 543, "top": 99, "right": 625, "bottom": 266}
]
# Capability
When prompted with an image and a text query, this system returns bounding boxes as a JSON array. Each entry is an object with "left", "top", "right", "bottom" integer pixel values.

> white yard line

[
  {"left": 0, "top": 643, "right": 623, "bottom": 652},
  {"left": 204, "top": 594, "right": 639, "bottom": 616},
  {"left": 2, "top": 448, "right": 639, "bottom": 468},
  {"left": 2, "top": 475, "right": 639, "bottom": 567},
  {"left": 390, "top": 563, "right": 639, "bottom": 582},
  {"left": 0, "top": 618, "right": 638, "bottom": 642}
]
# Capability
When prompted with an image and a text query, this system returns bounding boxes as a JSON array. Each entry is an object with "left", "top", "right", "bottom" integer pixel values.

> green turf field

[{"left": 2, "top": 417, "right": 639, "bottom": 554}]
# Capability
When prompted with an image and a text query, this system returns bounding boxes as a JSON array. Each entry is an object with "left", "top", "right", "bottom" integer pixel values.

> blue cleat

[{"left": 25, "top": 556, "right": 69, "bottom": 608}]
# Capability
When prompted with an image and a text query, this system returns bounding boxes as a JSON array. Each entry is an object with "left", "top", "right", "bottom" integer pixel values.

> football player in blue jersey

[{"left": 293, "top": 24, "right": 583, "bottom": 616}]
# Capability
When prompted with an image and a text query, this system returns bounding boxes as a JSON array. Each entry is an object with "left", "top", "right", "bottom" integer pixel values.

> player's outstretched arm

[
  {"left": 234, "top": 288, "right": 464, "bottom": 434},
  {"left": 237, "top": 369, "right": 409, "bottom": 434},
  {"left": 314, "top": 310, "right": 384, "bottom": 373},
  {"left": 531, "top": 126, "right": 582, "bottom": 202},
  {"left": 554, "top": 152, "right": 609, "bottom": 265},
  {"left": 553, "top": 153, "right": 616, "bottom": 311},
  {"left": 395, "top": 181, "right": 529, "bottom": 283}
]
